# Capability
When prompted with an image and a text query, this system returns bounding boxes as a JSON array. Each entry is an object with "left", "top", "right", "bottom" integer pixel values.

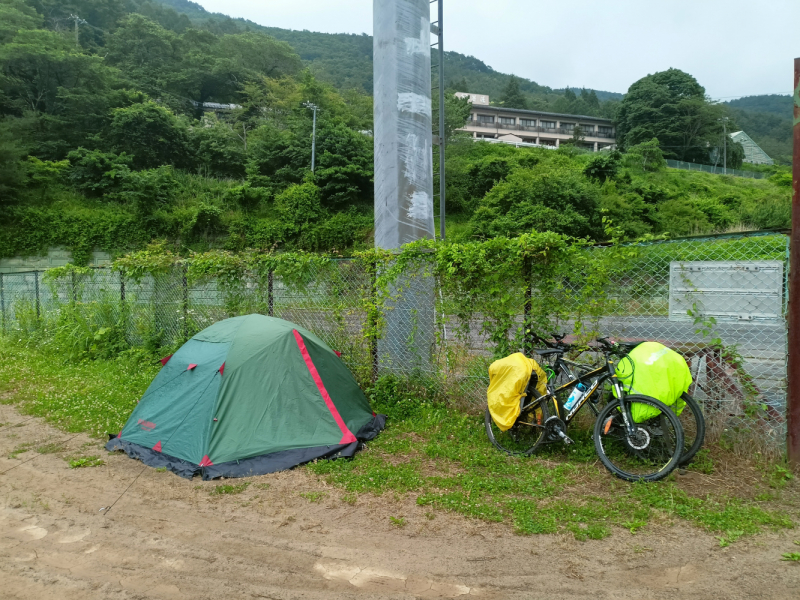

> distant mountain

[
  {"left": 723, "top": 95, "right": 794, "bottom": 165},
  {"left": 725, "top": 94, "right": 793, "bottom": 117},
  {"left": 155, "top": 0, "right": 620, "bottom": 114}
]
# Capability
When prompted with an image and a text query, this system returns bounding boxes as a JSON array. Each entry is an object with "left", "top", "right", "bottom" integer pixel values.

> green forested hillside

[
  {"left": 0, "top": 0, "right": 793, "bottom": 266},
  {"left": 724, "top": 95, "right": 794, "bottom": 165},
  {"left": 154, "top": 0, "right": 618, "bottom": 117}
]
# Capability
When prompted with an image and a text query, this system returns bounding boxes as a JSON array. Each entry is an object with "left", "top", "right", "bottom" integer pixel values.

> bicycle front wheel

[
  {"left": 485, "top": 399, "right": 551, "bottom": 456},
  {"left": 594, "top": 395, "right": 684, "bottom": 482}
]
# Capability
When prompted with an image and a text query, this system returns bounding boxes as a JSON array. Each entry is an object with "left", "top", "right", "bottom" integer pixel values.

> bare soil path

[{"left": 1, "top": 404, "right": 798, "bottom": 600}]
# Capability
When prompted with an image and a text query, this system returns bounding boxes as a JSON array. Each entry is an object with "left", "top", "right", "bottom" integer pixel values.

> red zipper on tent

[{"left": 292, "top": 330, "right": 357, "bottom": 445}]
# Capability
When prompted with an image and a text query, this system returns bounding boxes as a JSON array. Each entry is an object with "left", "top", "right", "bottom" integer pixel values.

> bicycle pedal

[{"left": 558, "top": 432, "right": 574, "bottom": 445}]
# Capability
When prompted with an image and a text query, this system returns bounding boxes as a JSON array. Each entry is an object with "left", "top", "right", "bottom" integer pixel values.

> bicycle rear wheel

[
  {"left": 485, "top": 399, "right": 551, "bottom": 456},
  {"left": 594, "top": 395, "right": 684, "bottom": 482},
  {"left": 674, "top": 393, "right": 706, "bottom": 466}
]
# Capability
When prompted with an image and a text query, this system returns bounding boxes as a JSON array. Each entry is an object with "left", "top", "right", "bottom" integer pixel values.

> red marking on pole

[
  {"left": 152, "top": 441, "right": 162, "bottom": 452},
  {"left": 292, "top": 329, "right": 357, "bottom": 444},
  {"left": 160, "top": 354, "right": 173, "bottom": 366},
  {"left": 788, "top": 56, "right": 800, "bottom": 466},
  {"left": 187, "top": 364, "right": 197, "bottom": 371},
  {"left": 199, "top": 455, "right": 213, "bottom": 467},
  {"left": 219, "top": 362, "right": 225, "bottom": 376}
]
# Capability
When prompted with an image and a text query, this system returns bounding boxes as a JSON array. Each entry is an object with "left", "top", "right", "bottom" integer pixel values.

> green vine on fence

[{"left": 39, "top": 233, "right": 650, "bottom": 365}]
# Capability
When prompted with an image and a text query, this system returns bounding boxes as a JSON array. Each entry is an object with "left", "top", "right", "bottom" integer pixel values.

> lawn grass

[
  {"left": 0, "top": 342, "right": 796, "bottom": 543},
  {"left": 0, "top": 343, "right": 160, "bottom": 438},
  {"left": 307, "top": 399, "right": 797, "bottom": 542}
]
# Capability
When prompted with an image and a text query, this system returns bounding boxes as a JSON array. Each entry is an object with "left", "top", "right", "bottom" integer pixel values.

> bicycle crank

[{"left": 544, "top": 416, "right": 573, "bottom": 445}]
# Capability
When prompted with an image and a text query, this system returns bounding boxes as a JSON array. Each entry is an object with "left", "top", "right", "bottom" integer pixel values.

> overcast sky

[{"left": 194, "top": 0, "right": 799, "bottom": 99}]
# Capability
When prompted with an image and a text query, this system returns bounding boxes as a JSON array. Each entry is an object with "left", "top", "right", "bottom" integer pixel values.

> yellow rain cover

[{"left": 487, "top": 353, "right": 548, "bottom": 431}]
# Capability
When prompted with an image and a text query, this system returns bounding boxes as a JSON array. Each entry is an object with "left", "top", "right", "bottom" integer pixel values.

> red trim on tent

[
  {"left": 199, "top": 455, "right": 214, "bottom": 467},
  {"left": 187, "top": 363, "right": 197, "bottom": 371},
  {"left": 160, "top": 354, "right": 173, "bottom": 366},
  {"left": 334, "top": 350, "right": 342, "bottom": 358},
  {"left": 219, "top": 362, "right": 225, "bottom": 376},
  {"left": 292, "top": 329, "right": 357, "bottom": 444},
  {"left": 152, "top": 441, "right": 162, "bottom": 452}
]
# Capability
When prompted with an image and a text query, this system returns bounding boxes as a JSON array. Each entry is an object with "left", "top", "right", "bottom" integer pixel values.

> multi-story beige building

[{"left": 455, "top": 93, "right": 615, "bottom": 151}]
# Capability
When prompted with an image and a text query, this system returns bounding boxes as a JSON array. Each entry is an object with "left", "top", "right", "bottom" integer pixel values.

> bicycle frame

[{"left": 524, "top": 349, "right": 637, "bottom": 436}]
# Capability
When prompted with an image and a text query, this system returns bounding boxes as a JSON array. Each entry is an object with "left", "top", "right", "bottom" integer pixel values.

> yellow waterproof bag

[{"left": 487, "top": 353, "right": 548, "bottom": 431}]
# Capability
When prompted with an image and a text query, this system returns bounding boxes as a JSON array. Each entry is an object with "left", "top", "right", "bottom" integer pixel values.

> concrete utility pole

[
  {"left": 436, "top": 0, "right": 446, "bottom": 240},
  {"left": 374, "top": 0, "right": 435, "bottom": 249},
  {"left": 373, "top": 0, "right": 435, "bottom": 372},
  {"left": 788, "top": 57, "right": 800, "bottom": 467},
  {"left": 303, "top": 102, "right": 318, "bottom": 172},
  {"left": 718, "top": 117, "right": 729, "bottom": 175}
]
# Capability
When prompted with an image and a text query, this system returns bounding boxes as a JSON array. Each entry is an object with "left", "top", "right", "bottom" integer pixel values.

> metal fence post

[
  {"left": 787, "top": 56, "right": 800, "bottom": 466},
  {"left": 524, "top": 257, "right": 533, "bottom": 355},
  {"left": 34, "top": 270, "right": 40, "bottom": 320},
  {"left": 70, "top": 270, "right": 77, "bottom": 304},
  {"left": 268, "top": 270, "right": 274, "bottom": 317},
  {"left": 370, "top": 259, "right": 379, "bottom": 384},
  {"left": 182, "top": 264, "right": 189, "bottom": 342},
  {"left": 0, "top": 273, "right": 5, "bottom": 334}
]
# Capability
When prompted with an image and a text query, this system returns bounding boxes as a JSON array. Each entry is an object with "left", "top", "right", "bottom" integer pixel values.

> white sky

[{"left": 193, "top": 0, "right": 799, "bottom": 99}]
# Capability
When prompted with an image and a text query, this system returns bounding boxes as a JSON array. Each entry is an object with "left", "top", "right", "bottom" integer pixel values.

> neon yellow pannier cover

[
  {"left": 614, "top": 342, "right": 692, "bottom": 422},
  {"left": 487, "top": 353, "right": 548, "bottom": 431}
]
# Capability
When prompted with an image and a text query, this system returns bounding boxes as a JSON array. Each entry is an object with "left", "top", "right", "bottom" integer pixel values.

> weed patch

[
  {"left": 36, "top": 442, "right": 65, "bottom": 454},
  {"left": 9, "top": 442, "right": 35, "bottom": 459},
  {"left": 299, "top": 491, "right": 326, "bottom": 503},
  {"left": 68, "top": 455, "right": 105, "bottom": 468},
  {"left": 210, "top": 482, "right": 250, "bottom": 496}
]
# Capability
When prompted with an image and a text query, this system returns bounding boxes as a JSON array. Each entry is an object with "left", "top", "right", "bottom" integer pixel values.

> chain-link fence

[
  {"left": 0, "top": 232, "right": 789, "bottom": 452},
  {"left": 666, "top": 159, "right": 768, "bottom": 179}
]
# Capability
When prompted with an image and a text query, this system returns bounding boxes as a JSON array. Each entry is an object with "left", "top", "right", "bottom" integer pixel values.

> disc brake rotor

[{"left": 626, "top": 426, "right": 651, "bottom": 450}]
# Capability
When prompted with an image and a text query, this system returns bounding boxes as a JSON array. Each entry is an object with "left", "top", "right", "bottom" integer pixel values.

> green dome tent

[{"left": 106, "top": 315, "right": 384, "bottom": 480}]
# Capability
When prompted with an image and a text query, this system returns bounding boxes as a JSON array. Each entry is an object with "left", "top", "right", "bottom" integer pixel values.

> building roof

[
  {"left": 468, "top": 105, "right": 613, "bottom": 124},
  {"left": 729, "top": 131, "right": 774, "bottom": 165}
]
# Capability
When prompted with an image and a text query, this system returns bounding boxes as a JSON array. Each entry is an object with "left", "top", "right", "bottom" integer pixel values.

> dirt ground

[{"left": 1, "top": 404, "right": 798, "bottom": 600}]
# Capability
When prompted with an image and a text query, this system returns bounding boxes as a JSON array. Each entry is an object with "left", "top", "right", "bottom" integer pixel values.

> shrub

[
  {"left": 67, "top": 148, "right": 133, "bottom": 197},
  {"left": 470, "top": 167, "right": 602, "bottom": 239},
  {"left": 583, "top": 150, "right": 622, "bottom": 182}
]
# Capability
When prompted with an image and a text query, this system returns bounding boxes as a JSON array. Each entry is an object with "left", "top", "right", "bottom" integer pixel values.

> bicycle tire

[
  {"left": 675, "top": 392, "right": 706, "bottom": 466},
  {"left": 593, "top": 395, "right": 684, "bottom": 482},
  {"left": 485, "top": 398, "right": 551, "bottom": 456}
]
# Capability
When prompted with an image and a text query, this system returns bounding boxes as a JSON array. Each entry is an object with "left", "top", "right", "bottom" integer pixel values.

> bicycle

[
  {"left": 534, "top": 334, "right": 706, "bottom": 467},
  {"left": 484, "top": 336, "right": 684, "bottom": 482}
]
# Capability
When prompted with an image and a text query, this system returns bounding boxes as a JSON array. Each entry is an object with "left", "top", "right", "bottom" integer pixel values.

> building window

[
  {"left": 598, "top": 125, "right": 613, "bottom": 136},
  {"left": 477, "top": 114, "right": 495, "bottom": 124},
  {"left": 499, "top": 117, "right": 515, "bottom": 125},
  {"left": 520, "top": 119, "right": 536, "bottom": 127},
  {"left": 561, "top": 122, "right": 575, "bottom": 132},
  {"left": 580, "top": 124, "right": 595, "bottom": 134},
  {"left": 541, "top": 121, "right": 556, "bottom": 129}
]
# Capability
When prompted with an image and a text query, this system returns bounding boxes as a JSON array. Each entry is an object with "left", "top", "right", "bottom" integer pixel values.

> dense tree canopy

[{"left": 615, "top": 68, "right": 743, "bottom": 166}]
